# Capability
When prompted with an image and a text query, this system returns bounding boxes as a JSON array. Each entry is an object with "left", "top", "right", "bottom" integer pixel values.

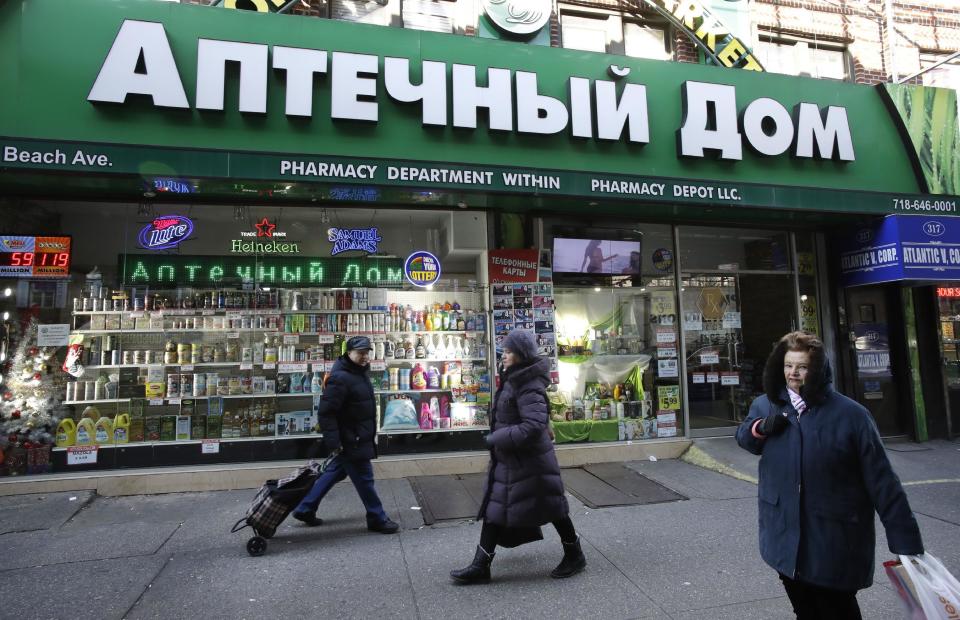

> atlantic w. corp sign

[{"left": 87, "top": 19, "right": 855, "bottom": 162}]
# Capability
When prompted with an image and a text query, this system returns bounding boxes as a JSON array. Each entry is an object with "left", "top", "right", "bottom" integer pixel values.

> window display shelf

[
  {"left": 52, "top": 434, "right": 320, "bottom": 451},
  {"left": 72, "top": 327, "right": 280, "bottom": 335},
  {"left": 379, "top": 426, "right": 489, "bottom": 435},
  {"left": 72, "top": 309, "right": 387, "bottom": 316},
  {"left": 380, "top": 357, "right": 486, "bottom": 363},
  {"left": 64, "top": 393, "right": 315, "bottom": 405},
  {"left": 374, "top": 388, "right": 468, "bottom": 394}
]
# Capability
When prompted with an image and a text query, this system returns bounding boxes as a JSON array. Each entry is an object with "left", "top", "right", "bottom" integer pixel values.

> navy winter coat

[
  {"left": 737, "top": 342, "right": 923, "bottom": 591},
  {"left": 318, "top": 356, "right": 378, "bottom": 461},
  {"left": 479, "top": 356, "right": 569, "bottom": 527}
]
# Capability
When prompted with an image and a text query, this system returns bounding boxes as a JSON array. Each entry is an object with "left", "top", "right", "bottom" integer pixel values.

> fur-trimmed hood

[{"left": 762, "top": 338, "right": 832, "bottom": 406}]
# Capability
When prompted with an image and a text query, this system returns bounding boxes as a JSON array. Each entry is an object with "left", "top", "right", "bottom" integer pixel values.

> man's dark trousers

[{"left": 295, "top": 455, "right": 389, "bottom": 525}]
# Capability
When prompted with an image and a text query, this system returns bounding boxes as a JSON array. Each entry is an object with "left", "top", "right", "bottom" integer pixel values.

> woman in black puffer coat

[{"left": 450, "top": 330, "right": 586, "bottom": 584}]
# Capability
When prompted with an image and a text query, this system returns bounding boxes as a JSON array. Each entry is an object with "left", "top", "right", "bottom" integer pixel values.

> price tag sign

[
  {"left": 722, "top": 312, "right": 742, "bottom": 329},
  {"left": 149, "top": 398, "right": 164, "bottom": 406},
  {"left": 656, "top": 329, "right": 676, "bottom": 344},
  {"left": 262, "top": 363, "right": 276, "bottom": 370},
  {"left": 371, "top": 334, "right": 386, "bottom": 342},
  {"left": 239, "top": 363, "right": 253, "bottom": 371},
  {"left": 227, "top": 331, "right": 240, "bottom": 339},
  {"left": 201, "top": 439, "right": 220, "bottom": 454},
  {"left": 168, "top": 397, "right": 182, "bottom": 405},
  {"left": 721, "top": 372, "right": 740, "bottom": 386},
  {"left": 181, "top": 364, "right": 194, "bottom": 372},
  {"left": 692, "top": 373, "right": 706, "bottom": 384},
  {"left": 129, "top": 312, "right": 145, "bottom": 318},
  {"left": 67, "top": 446, "right": 98, "bottom": 465},
  {"left": 318, "top": 334, "right": 335, "bottom": 344},
  {"left": 226, "top": 312, "right": 242, "bottom": 320},
  {"left": 312, "top": 363, "right": 325, "bottom": 373},
  {"left": 700, "top": 352, "right": 720, "bottom": 365},
  {"left": 657, "top": 346, "right": 677, "bottom": 359},
  {"left": 283, "top": 335, "right": 299, "bottom": 344},
  {"left": 370, "top": 361, "right": 386, "bottom": 371},
  {"left": 278, "top": 362, "right": 309, "bottom": 374},
  {"left": 707, "top": 372, "right": 720, "bottom": 384},
  {"left": 201, "top": 310, "right": 215, "bottom": 316}
]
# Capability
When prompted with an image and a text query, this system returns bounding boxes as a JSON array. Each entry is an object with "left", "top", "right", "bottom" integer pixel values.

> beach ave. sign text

[{"left": 87, "top": 20, "right": 855, "bottom": 163}]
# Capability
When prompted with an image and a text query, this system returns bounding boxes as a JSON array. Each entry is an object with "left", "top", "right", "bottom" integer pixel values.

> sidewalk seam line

[
  {"left": 121, "top": 552, "right": 176, "bottom": 620},
  {"left": 578, "top": 533, "right": 673, "bottom": 619},
  {"left": 392, "top": 481, "right": 423, "bottom": 620}
]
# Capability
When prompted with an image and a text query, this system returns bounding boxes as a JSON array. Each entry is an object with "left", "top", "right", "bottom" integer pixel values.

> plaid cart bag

[{"left": 232, "top": 451, "right": 339, "bottom": 556}]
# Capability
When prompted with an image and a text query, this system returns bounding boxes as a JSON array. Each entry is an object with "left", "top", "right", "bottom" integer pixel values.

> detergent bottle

[
  {"left": 94, "top": 415, "right": 114, "bottom": 446},
  {"left": 113, "top": 413, "right": 130, "bottom": 445},
  {"left": 411, "top": 363, "right": 427, "bottom": 390},
  {"left": 55, "top": 418, "right": 77, "bottom": 447},
  {"left": 75, "top": 417, "right": 95, "bottom": 446}
]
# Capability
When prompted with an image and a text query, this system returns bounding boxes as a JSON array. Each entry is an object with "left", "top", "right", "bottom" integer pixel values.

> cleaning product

[
  {"left": 113, "top": 413, "right": 130, "bottom": 444},
  {"left": 426, "top": 366, "right": 441, "bottom": 389},
  {"left": 411, "top": 363, "right": 427, "bottom": 390},
  {"left": 419, "top": 402, "right": 433, "bottom": 430},
  {"left": 55, "top": 418, "right": 77, "bottom": 447},
  {"left": 94, "top": 415, "right": 114, "bottom": 445},
  {"left": 75, "top": 417, "right": 95, "bottom": 446}
]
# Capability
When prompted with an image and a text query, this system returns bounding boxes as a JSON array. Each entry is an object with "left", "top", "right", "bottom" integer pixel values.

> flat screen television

[{"left": 552, "top": 237, "right": 642, "bottom": 275}]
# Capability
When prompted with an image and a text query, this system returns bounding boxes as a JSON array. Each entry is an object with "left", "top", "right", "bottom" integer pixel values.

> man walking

[{"left": 292, "top": 336, "right": 399, "bottom": 534}]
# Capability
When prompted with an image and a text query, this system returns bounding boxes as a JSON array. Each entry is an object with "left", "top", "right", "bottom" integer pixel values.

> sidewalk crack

[
  {"left": 121, "top": 553, "right": 176, "bottom": 620},
  {"left": 578, "top": 533, "right": 673, "bottom": 619}
]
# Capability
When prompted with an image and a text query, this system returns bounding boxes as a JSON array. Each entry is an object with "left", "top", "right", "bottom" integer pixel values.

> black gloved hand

[{"left": 760, "top": 413, "right": 789, "bottom": 436}]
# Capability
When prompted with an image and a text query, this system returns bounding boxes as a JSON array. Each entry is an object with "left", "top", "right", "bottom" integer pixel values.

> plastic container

[
  {"left": 55, "top": 418, "right": 77, "bottom": 447},
  {"left": 94, "top": 416, "right": 114, "bottom": 445},
  {"left": 113, "top": 414, "right": 130, "bottom": 444},
  {"left": 75, "top": 418, "right": 96, "bottom": 446}
]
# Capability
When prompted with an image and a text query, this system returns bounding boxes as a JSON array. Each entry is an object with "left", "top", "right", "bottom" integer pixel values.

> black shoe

[
  {"left": 292, "top": 512, "right": 324, "bottom": 527},
  {"left": 367, "top": 518, "right": 399, "bottom": 534},
  {"left": 551, "top": 536, "right": 586, "bottom": 579},
  {"left": 451, "top": 546, "right": 495, "bottom": 584}
]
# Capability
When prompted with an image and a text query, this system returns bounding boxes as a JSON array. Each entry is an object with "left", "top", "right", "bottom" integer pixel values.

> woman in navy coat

[
  {"left": 450, "top": 329, "right": 585, "bottom": 584},
  {"left": 737, "top": 331, "right": 924, "bottom": 619}
]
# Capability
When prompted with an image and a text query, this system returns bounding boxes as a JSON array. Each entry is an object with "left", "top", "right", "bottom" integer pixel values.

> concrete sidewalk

[{"left": 1, "top": 438, "right": 957, "bottom": 619}]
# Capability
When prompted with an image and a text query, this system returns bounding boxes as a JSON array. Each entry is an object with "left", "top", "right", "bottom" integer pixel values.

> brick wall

[{"left": 754, "top": 0, "right": 960, "bottom": 84}]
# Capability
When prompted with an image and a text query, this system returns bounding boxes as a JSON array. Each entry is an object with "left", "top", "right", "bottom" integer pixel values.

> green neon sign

[{"left": 119, "top": 254, "right": 406, "bottom": 287}]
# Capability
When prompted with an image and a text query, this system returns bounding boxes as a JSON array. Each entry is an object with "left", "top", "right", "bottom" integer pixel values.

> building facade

[{"left": 0, "top": 0, "right": 957, "bottom": 475}]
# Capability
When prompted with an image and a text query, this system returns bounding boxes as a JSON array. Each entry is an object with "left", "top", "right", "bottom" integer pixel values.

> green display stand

[{"left": 551, "top": 419, "right": 621, "bottom": 444}]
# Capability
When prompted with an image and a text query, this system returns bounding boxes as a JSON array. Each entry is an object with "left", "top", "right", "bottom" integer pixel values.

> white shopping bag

[{"left": 898, "top": 553, "right": 960, "bottom": 619}]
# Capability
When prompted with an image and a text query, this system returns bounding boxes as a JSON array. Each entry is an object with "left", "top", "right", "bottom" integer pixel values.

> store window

[
  {"left": 678, "top": 227, "right": 796, "bottom": 432},
  {"left": 624, "top": 22, "right": 671, "bottom": 61},
  {"left": 796, "top": 232, "right": 821, "bottom": 337},
  {"left": 920, "top": 51, "right": 960, "bottom": 90},
  {"left": 0, "top": 200, "right": 493, "bottom": 474},
  {"left": 402, "top": 0, "right": 453, "bottom": 33},
  {"left": 561, "top": 14, "right": 609, "bottom": 53},
  {"left": 548, "top": 222, "right": 681, "bottom": 443},
  {"left": 754, "top": 37, "right": 849, "bottom": 81}
]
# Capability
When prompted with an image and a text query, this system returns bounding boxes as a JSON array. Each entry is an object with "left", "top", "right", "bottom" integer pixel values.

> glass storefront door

[{"left": 678, "top": 227, "right": 798, "bottom": 434}]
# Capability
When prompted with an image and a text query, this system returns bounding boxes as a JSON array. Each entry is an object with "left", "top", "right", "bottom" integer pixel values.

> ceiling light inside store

[
  {"left": 594, "top": 287, "right": 602, "bottom": 292},
  {"left": 800, "top": 294, "right": 808, "bottom": 301},
  {"left": 457, "top": 202, "right": 467, "bottom": 209},
  {"left": 1, "top": 312, "right": 7, "bottom": 320},
  {"left": 3, "top": 288, "right": 10, "bottom": 297}
]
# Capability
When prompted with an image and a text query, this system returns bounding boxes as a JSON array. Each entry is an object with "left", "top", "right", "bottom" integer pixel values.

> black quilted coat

[
  {"left": 478, "top": 356, "right": 569, "bottom": 527},
  {"left": 318, "top": 355, "right": 378, "bottom": 461}
]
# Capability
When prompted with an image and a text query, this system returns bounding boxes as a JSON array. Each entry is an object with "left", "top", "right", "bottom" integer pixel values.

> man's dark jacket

[{"left": 318, "top": 355, "right": 377, "bottom": 461}]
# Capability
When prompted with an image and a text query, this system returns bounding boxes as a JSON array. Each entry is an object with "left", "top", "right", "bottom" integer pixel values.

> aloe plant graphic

[{"left": 882, "top": 83, "right": 960, "bottom": 195}]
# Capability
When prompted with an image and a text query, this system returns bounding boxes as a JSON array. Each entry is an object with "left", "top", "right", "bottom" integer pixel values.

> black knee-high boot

[
  {"left": 551, "top": 535, "right": 586, "bottom": 578},
  {"left": 450, "top": 545, "right": 495, "bottom": 584}
]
